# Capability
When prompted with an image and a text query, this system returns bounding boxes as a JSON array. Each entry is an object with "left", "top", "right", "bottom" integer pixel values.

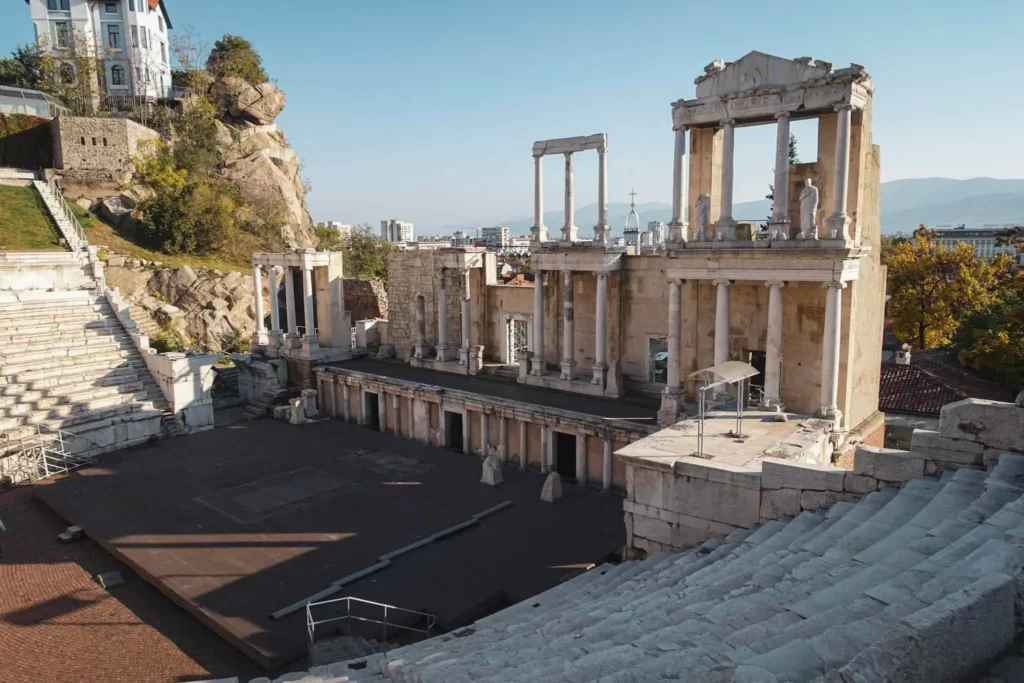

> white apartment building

[
  {"left": 647, "top": 221, "right": 666, "bottom": 246},
  {"left": 480, "top": 226, "right": 510, "bottom": 249},
  {"left": 934, "top": 225, "right": 1021, "bottom": 261},
  {"left": 324, "top": 221, "right": 351, "bottom": 239},
  {"left": 28, "top": 0, "right": 173, "bottom": 100},
  {"left": 380, "top": 219, "right": 414, "bottom": 244}
]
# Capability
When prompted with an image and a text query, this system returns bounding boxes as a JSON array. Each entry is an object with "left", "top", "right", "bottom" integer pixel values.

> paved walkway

[
  {"left": 333, "top": 359, "right": 659, "bottom": 425},
  {"left": 0, "top": 485, "right": 263, "bottom": 683}
]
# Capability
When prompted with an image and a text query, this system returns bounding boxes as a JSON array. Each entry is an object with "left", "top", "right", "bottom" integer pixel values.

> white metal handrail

[
  {"left": 306, "top": 596, "right": 435, "bottom": 644},
  {"left": 45, "top": 178, "right": 88, "bottom": 248},
  {"left": 1, "top": 425, "right": 96, "bottom": 483}
]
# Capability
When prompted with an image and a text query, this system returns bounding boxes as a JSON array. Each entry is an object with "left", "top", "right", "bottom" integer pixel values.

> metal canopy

[{"left": 689, "top": 360, "right": 759, "bottom": 385}]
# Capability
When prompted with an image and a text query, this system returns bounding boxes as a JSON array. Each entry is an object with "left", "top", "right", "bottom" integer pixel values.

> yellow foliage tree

[{"left": 884, "top": 227, "right": 1001, "bottom": 349}]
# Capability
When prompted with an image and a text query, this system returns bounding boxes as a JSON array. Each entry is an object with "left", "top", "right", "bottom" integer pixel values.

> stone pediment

[{"left": 694, "top": 51, "right": 832, "bottom": 99}]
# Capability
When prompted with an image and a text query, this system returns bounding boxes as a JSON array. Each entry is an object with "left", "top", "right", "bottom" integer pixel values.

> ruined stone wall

[
  {"left": 386, "top": 251, "right": 465, "bottom": 359},
  {"left": 618, "top": 257, "right": 669, "bottom": 383},
  {"left": 54, "top": 117, "right": 159, "bottom": 173},
  {"left": 344, "top": 278, "right": 388, "bottom": 322},
  {"left": 483, "top": 284, "right": 533, "bottom": 362}
]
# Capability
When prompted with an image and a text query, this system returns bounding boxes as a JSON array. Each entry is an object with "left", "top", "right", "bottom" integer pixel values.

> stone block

[
  {"left": 633, "top": 514, "right": 673, "bottom": 546},
  {"left": 911, "top": 429, "right": 984, "bottom": 455},
  {"left": 289, "top": 398, "right": 305, "bottom": 425},
  {"left": 800, "top": 489, "right": 855, "bottom": 512},
  {"left": 271, "top": 405, "right": 290, "bottom": 421},
  {"left": 540, "top": 472, "right": 562, "bottom": 503},
  {"left": 844, "top": 472, "right": 877, "bottom": 494},
  {"left": 96, "top": 571, "right": 124, "bottom": 589},
  {"left": 301, "top": 388, "right": 319, "bottom": 419},
  {"left": 760, "top": 488, "right": 801, "bottom": 520},
  {"left": 667, "top": 475, "right": 762, "bottom": 529},
  {"left": 480, "top": 455, "right": 503, "bottom": 486},
  {"left": 939, "top": 399, "right": 1024, "bottom": 452},
  {"left": 761, "top": 458, "right": 845, "bottom": 491},
  {"left": 672, "top": 457, "right": 762, "bottom": 490},
  {"left": 853, "top": 446, "right": 925, "bottom": 482}
]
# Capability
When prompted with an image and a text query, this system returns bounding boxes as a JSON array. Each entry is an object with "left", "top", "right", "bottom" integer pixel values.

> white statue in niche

[
  {"left": 694, "top": 193, "right": 712, "bottom": 241},
  {"left": 798, "top": 179, "right": 819, "bottom": 239}
]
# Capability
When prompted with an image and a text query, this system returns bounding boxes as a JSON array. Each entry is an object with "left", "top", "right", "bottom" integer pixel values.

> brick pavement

[{"left": 0, "top": 485, "right": 263, "bottom": 683}]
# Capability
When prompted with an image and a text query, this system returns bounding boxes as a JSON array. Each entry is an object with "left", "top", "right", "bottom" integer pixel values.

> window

[
  {"left": 129, "top": 0, "right": 135, "bottom": 10},
  {"left": 80, "top": 137, "right": 86, "bottom": 145},
  {"left": 158, "top": 16, "right": 163, "bottom": 32},
  {"left": 160, "top": 42, "right": 166, "bottom": 63},
  {"left": 105, "top": 2, "right": 117, "bottom": 13},
  {"left": 131, "top": 25, "right": 138, "bottom": 47},
  {"left": 55, "top": 21, "right": 70, "bottom": 47},
  {"left": 48, "top": 0, "right": 70, "bottom": 11},
  {"left": 103, "top": 138, "right": 108, "bottom": 147},
  {"left": 91, "top": 137, "right": 97, "bottom": 146},
  {"left": 107, "top": 25, "right": 120, "bottom": 48},
  {"left": 111, "top": 64, "right": 124, "bottom": 86},
  {"left": 59, "top": 62, "right": 74, "bottom": 83},
  {"left": 140, "top": 28, "right": 147, "bottom": 48}
]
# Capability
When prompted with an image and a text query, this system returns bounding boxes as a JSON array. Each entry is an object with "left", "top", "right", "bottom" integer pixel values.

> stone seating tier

[{"left": 244, "top": 447, "right": 1024, "bottom": 683}]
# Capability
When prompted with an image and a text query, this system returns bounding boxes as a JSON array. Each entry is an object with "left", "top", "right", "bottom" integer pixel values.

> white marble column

[
  {"left": 668, "top": 127, "right": 689, "bottom": 243},
  {"left": 713, "top": 279, "right": 731, "bottom": 365},
  {"left": 575, "top": 433, "right": 587, "bottom": 485},
  {"left": 602, "top": 438, "right": 612, "bottom": 492},
  {"left": 532, "top": 154, "right": 546, "bottom": 242},
  {"left": 436, "top": 269, "right": 451, "bottom": 361},
  {"left": 666, "top": 278, "right": 682, "bottom": 392},
  {"left": 392, "top": 394, "right": 401, "bottom": 435},
  {"left": 302, "top": 266, "right": 315, "bottom": 340},
  {"left": 252, "top": 265, "right": 268, "bottom": 345},
  {"left": 764, "top": 281, "right": 785, "bottom": 407},
  {"left": 559, "top": 270, "right": 576, "bottom": 380},
  {"left": 540, "top": 426, "right": 550, "bottom": 474},
  {"left": 284, "top": 266, "right": 298, "bottom": 342},
  {"left": 562, "top": 152, "right": 577, "bottom": 242},
  {"left": 770, "top": 113, "right": 791, "bottom": 240},
  {"left": 459, "top": 269, "right": 471, "bottom": 365},
  {"left": 826, "top": 104, "right": 853, "bottom": 240},
  {"left": 480, "top": 412, "right": 489, "bottom": 459},
  {"left": 530, "top": 272, "right": 546, "bottom": 375},
  {"left": 268, "top": 266, "right": 282, "bottom": 347},
  {"left": 819, "top": 281, "right": 845, "bottom": 425},
  {"left": 378, "top": 391, "right": 387, "bottom": 433},
  {"left": 518, "top": 420, "right": 527, "bottom": 470},
  {"left": 499, "top": 417, "right": 508, "bottom": 463},
  {"left": 594, "top": 147, "right": 609, "bottom": 245},
  {"left": 591, "top": 272, "right": 608, "bottom": 385},
  {"left": 358, "top": 388, "right": 366, "bottom": 425},
  {"left": 714, "top": 119, "right": 737, "bottom": 241},
  {"left": 407, "top": 397, "right": 415, "bottom": 439},
  {"left": 414, "top": 295, "right": 427, "bottom": 359},
  {"left": 342, "top": 383, "right": 350, "bottom": 421}
]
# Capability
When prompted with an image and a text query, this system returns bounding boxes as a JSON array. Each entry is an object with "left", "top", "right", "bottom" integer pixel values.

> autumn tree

[
  {"left": 205, "top": 34, "right": 268, "bottom": 85},
  {"left": 884, "top": 227, "right": 1001, "bottom": 349}
]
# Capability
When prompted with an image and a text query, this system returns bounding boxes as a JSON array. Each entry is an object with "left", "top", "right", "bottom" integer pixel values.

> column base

[
  {"left": 768, "top": 219, "right": 789, "bottom": 240},
  {"left": 591, "top": 362, "right": 607, "bottom": 386},
  {"left": 713, "top": 219, "right": 736, "bottom": 241},
  {"left": 530, "top": 356, "right": 547, "bottom": 376},
  {"left": 667, "top": 220, "right": 689, "bottom": 245},
  {"left": 531, "top": 226, "right": 548, "bottom": 243},
  {"left": 825, "top": 214, "right": 850, "bottom": 240},
  {"left": 561, "top": 226, "right": 578, "bottom": 242},
  {"left": 436, "top": 344, "right": 453, "bottom": 362},
  {"left": 592, "top": 225, "right": 609, "bottom": 246},
  {"left": 559, "top": 360, "right": 576, "bottom": 381},
  {"left": 818, "top": 405, "right": 843, "bottom": 429},
  {"left": 760, "top": 396, "right": 784, "bottom": 411},
  {"left": 458, "top": 346, "right": 469, "bottom": 366},
  {"left": 413, "top": 342, "right": 429, "bottom": 359},
  {"left": 658, "top": 391, "right": 684, "bottom": 427},
  {"left": 252, "top": 330, "right": 270, "bottom": 347}
]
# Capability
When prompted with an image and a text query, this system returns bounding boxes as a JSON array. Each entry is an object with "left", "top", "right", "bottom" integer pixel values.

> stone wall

[
  {"left": 344, "top": 277, "right": 388, "bottom": 322},
  {"left": 53, "top": 117, "right": 159, "bottom": 174}
]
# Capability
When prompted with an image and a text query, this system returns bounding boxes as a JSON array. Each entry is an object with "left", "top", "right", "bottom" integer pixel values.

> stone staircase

[
  {"left": 129, "top": 302, "right": 164, "bottom": 339},
  {"left": 0, "top": 292, "right": 168, "bottom": 466},
  {"left": 243, "top": 386, "right": 285, "bottom": 420},
  {"left": 32, "top": 179, "right": 87, "bottom": 252}
]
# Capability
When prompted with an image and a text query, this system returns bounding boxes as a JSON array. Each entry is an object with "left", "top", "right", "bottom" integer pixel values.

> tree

[
  {"left": 314, "top": 223, "right": 345, "bottom": 251},
  {"left": 763, "top": 135, "right": 801, "bottom": 230},
  {"left": 205, "top": 34, "right": 267, "bottom": 85},
  {"left": 884, "top": 226, "right": 1000, "bottom": 349},
  {"left": 341, "top": 224, "right": 398, "bottom": 282},
  {"left": 953, "top": 292, "right": 1024, "bottom": 388},
  {"left": 0, "top": 45, "right": 45, "bottom": 89},
  {"left": 788, "top": 134, "right": 800, "bottom": 165}
]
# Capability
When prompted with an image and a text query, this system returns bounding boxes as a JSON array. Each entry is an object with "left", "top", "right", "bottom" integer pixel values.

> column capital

[
  {"left": 668, "top": 277, "right": 685, "bottom": 286},
  {"left": 721, "top": 118, "right": 736, "bottom": 128},
  {"left": 533, "top": 152, "right": 543, "bottom": 160},
  {"left": 712, "top": 278, "right": 732, "bottom": 287},
  {"left": 597, "top": 271, "right": 609, "bottom": 281},
  {"left": 822, "top": 280, "right": 847, "bottom": 290},
  {"left": 765, "top": 280, "right": 786, "bottom": 288},
  {"left": 597, "top": 146, "right": 608, "bottom": 155},
  {"left": 563, "top": 151, "right": 573, "bottom": 160},
  {"left": 835, "top": 103, "right": 854, "bottom": 112},
  {"left": 775, "top": 111, "right": 791, "bottom": 120}
]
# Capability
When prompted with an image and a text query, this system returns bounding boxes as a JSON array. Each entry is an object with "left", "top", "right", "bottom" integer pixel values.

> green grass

[
  {"left": 0, "top": 185, "right": 65, "bottom": 251},
  {"left": 69, "top": 200, "right": 257, "bottom": 273}
]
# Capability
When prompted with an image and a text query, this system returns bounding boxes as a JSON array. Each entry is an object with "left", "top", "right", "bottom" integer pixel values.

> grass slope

[{"left": 0, "top": 185, "right": 64, "bottom": 251}]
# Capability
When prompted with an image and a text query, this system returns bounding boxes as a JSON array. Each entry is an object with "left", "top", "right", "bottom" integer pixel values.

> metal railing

[
  {"left": 306, "top": 596, "right": 435, "bottom": 644},
  {"left": 44, "top": 178, "right": 88, "bottom": 249},
  {"left": 0, "top": 425, "right": 96, "bottom": 483}
]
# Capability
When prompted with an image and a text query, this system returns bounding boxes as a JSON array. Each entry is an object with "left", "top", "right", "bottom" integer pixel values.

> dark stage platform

[{"left": 37, "top": 418, "right": 625, "bottom": 669}]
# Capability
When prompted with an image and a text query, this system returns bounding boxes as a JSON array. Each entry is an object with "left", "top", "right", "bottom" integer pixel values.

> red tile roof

[{"left": 879, "top": 362, "right": 967, "bottom": 416}]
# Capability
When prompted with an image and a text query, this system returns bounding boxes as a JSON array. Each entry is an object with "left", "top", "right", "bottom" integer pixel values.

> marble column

[
  {"left": 659, "top": 278, "right": 684, "bottom": 424},
  {"left": 602, "top": 438, "right": 612, "bottom": 492},
  {"left": 714, "top": 119, "right": 737, "bottom": 241},
  {"left": 594, "top": 147, "right": 609, "bottom": 245},
  {"left": 575, "top": 433, "right": 587, "bottom": 485},
  {"left": 342, "top": 383, "right": 350, "bottom": 421},
  {"left": 591, "top": 272, "right": 608, "bottom": 386},
  {"left": 407, "top": 397, "right": 415, "bottom": 439},
  {"left": 284, "top": 266, "right": 298, "bottom": 342},
  {"left": 499, "top": 417, "right": 508, "bottom": 463},
  {"left": 668, "top": 127, "right": 689, "bottom": 243},
  {"left": 459, "top": 269, "right": 471, "bottom": 365},
  {"left": 252, "top": 265, "right": 268, "bottom": 345},
  {"left": 770, "top": 113, "right": 791, "bottom": 240},
  {"left": 819, "top": 281, "right": 845, "bottom": 425},
  {"left": 378, "top": 391, "right": 387, "bottom": 433},
  {"left": 764, "top": 281, "right": 785, "bottom": 407},
  {"left": 518, "top": 420, "right": 527, "bottom": 470},
  {"left": 358, "top": 388, "right": 366, "bottom": 425},
  {"left": 559, "top": 270, "right": 576, "bottom": 380},
  {"left": 540, "top": 426, "right": 550, "bottom": 474},
  {"left": 414, "top": 295, "right": 427, "bottom": 359},
  {"left": 562, "top": 152, "right": 577, "bottom": 242},
  {"left": 392, "top": 394, "right": 401, "bottom": 435},
  {"left": 826, "top": 104, "right": 853, "bottom": 240},
  {"left": 532, "top": 154, "right": 546, "bottom": 242},
  {"left": 480, "top": 411, "right": 489, "bottom": 459},
  {"left": 302, "top": 265, "right": 315, "bottom": 340},
  {"left": 436, "top": 269, "right": 451, "bottom": 361},
  {"left": 268, "top": 266, "right": 282, "bottom": 347},
  {"left": 530, "top": 272, "right": 546, "bottom": 375},
  {"left": 462, "top": 411, "right": 471, "bottom": 456},
  {"left": 713, "top": 279, "right": 731, "bottom": 366}
]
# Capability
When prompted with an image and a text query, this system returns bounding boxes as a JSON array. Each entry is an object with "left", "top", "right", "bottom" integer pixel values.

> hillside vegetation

[{"left": 0, "top": 185, "right": 63, "bottom": 251}]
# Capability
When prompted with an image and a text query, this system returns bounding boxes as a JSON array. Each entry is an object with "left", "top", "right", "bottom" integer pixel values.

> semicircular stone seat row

[{"left": 259, "top": 451, "right": 1024, "bottom": 683}]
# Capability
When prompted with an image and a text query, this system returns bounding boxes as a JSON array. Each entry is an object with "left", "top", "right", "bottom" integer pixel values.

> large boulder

[
  {"left": 220, "top": 151, "right": 316, "bottom": 247},
  {"left": 97, "top": 196, "right": 136, "bottom": 230},
  {"left": 118, "top": 185, "right": 154, "bottom": 210},
  {"left": 214, "top": 76, "right": 286, "bottom": 125}
]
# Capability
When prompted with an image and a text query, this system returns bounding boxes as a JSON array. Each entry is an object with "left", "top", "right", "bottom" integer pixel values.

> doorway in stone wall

[
  {"left": 505, "top": 319, "right": 529, "bottom": 364},
  {"left": 747, "top": 350, "right": 766, "bottom": 405},
  {"left": 365, "top": 392, "right": 380, "bottom": 430},
  {"left": 445, "top": 411, "right": 464, "bottom": 452},
  {"left": 554, "top": 431, "right": 576, "bottom": 482}
]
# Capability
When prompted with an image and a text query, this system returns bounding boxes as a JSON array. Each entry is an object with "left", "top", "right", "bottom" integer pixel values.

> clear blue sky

[{"left": 3, "top": 0, "right": 1022, "bottom": 234}]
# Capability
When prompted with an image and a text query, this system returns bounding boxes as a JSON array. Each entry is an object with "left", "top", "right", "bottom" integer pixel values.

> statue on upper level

[
  {"left": 798, "top": 179, "right": 819, "bottom": 240},
  {"left": 694, "top": 193, "right": 712, "bottom": 241}
]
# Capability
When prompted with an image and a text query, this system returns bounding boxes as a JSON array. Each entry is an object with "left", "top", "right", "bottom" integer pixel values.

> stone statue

[
  {"left": 694, "top": 193, "right": 712, "bottom": 241},
  {"left": 798, "top": 179, "right": 819, "bottom": 239}
]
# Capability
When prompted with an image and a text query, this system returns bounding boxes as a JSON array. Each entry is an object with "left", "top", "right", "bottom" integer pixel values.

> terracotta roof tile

[{"left": 879, "top": 362, "right": 967, "bottom": 416}]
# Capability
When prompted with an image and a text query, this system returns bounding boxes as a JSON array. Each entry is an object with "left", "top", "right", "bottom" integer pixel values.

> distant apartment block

[
  {"left": 324, "top": 221, "right": 351, "bottom": 238},
  {"left": 934, "top": 225, "right": 1021, "bottom": 261},
  {"left": 480, "top": 226, "right": 510, "bottom": 249},
  {"left": 381, "top": 219, "right": 414, "bottom": 244},
  {"left": 28, "top": 0, "right": 174, "bottom": 100}
]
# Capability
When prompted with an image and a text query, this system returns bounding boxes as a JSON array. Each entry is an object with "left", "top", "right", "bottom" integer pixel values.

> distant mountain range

[{"left": 479, "top": 178, "right": 1024, "bottom": 237}]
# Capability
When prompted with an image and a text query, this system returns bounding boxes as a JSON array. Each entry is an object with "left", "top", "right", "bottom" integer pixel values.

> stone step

[
  {"left": 0, "top": 317, "right": 121, "bottom": 340},
  {"left": 0, "top": 326, "right": 122, "bottom": 348},
  {"left": 0, "top": 334, "right": 127, "bottom": 357},
  {"left": 0, "top": 374, "right": 145, "bottom": 407},
  {"left": 0, "top": 365, "right": 144, "bottom": 395},
  {"left": 0, "top": 308, "right": 106, "bottom": 328},
  {"left": 0, "top": 395, "right": 158, "bottom": 433},
  {"left": 0, "top": 349, "right": 133, "bottom": 377},
  {"left": 0, "top": 381, "right": 145, "bottom": 417},
  {"left": 0, "top": 338, "right": 131, "bottom": 365},
  {"left": 6, "top": 357, "right": 146, "bottom": 384},
  {"left": 0, "top": 302, "right": 104, "bottom": 317}
]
